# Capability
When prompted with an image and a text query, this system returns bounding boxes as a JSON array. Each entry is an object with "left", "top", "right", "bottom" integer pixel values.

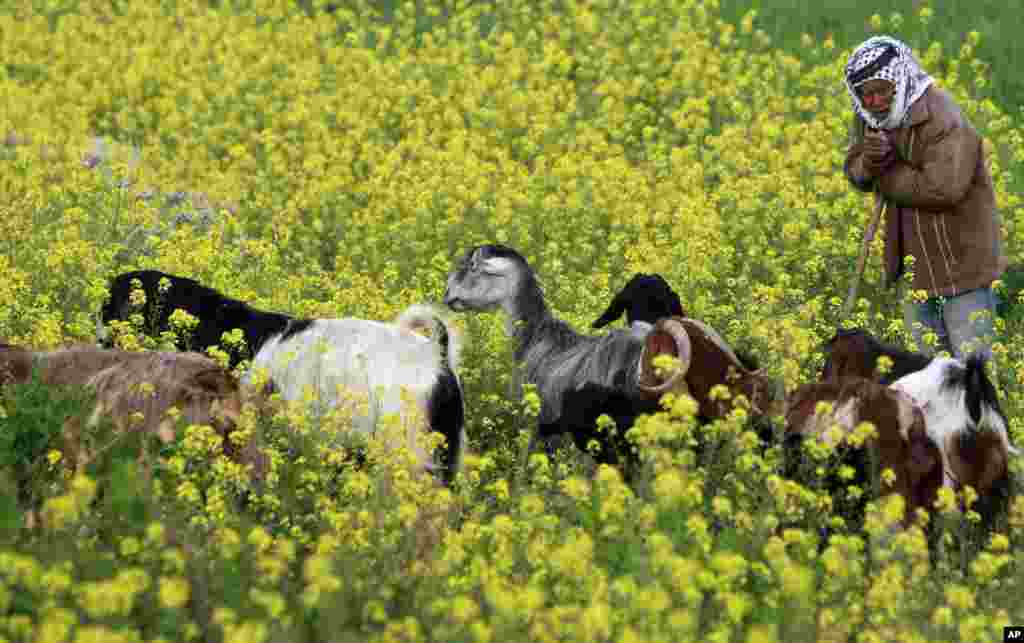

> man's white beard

[{"left": 876, "top": 86, "right": 908, "bottom": 130}]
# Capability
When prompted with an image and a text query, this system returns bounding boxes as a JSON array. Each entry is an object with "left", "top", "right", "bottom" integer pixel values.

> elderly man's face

[{"left": 858, "top": 78, "right": 896, "bottom": 116}]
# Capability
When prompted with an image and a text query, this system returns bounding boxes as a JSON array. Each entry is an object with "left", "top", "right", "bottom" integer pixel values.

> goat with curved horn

[{"left": 637, "top": 317, "right": 693, "bottom": 398}]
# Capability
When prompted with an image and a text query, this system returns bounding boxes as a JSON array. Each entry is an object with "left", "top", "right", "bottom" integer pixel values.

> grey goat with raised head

[{"left": 443, "top": 244, "right": 691, "bottom": 473}]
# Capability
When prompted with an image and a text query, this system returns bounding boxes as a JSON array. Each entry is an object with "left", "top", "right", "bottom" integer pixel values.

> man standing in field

[{"left": 843, "top": 35, "right": 1006, "bottom": 358}]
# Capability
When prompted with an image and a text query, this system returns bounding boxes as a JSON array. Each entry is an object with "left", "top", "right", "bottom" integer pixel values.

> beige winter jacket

[{"left": 844, "top": 86, "right": 1006, "bottom": 297}]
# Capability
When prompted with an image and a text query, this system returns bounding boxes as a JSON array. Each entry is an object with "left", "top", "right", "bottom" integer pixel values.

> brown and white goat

[
  {"left": 0, "top": 343, "right": 261, "bottom": 476},
  {"left": 784, "top": 376, "right": 945, "bottom": 530}
]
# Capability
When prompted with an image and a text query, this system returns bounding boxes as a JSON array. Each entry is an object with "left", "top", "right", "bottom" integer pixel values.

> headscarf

[{"left": 844, "top": 36, "right": 934, "bottom": 130}]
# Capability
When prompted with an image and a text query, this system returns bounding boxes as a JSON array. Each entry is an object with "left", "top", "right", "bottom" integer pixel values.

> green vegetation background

[{"left": 718, "top": 0, "right": 1023, "bottom": 110}]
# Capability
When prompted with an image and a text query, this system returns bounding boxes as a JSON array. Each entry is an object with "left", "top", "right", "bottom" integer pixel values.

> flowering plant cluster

[{"left": 2, "top": 1, "right": 1023, "bottom": 641}]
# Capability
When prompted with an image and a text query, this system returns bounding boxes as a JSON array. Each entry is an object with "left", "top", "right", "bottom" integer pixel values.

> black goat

[{"left": 591, "top": 273, "right": 685, "bottom": 335}]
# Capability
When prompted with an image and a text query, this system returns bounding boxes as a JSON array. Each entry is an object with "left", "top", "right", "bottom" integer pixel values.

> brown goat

[
  {"left": 0, "top": 344, "right": 261, "bottom": 476},
  {"left": 0, "top": 342, "right": 32, "bottom": 386},
  {"left": 784, "top": 376, "right": 944, "bottom": 529}
]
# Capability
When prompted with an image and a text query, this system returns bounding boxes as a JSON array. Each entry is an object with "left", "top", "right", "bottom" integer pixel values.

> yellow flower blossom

[{"left": 159, "top": 576, "right": 191, "bottom": 610}]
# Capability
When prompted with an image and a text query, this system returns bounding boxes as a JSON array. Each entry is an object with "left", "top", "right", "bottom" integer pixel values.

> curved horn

[{"left": 638, "top": 318, "right": 692, "bottom": 397}]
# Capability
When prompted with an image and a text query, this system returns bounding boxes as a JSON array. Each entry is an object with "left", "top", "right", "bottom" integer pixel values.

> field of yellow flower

[{"left": 3, "top": 1, "right": 1024, "bottom": 641}]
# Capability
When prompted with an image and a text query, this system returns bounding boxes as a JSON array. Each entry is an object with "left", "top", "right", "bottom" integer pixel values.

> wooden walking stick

[{"left": 841, "top": 191, "right": 887, "bottom": 320}]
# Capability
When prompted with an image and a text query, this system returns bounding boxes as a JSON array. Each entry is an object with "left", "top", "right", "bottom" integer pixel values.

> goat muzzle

[
  {"left": 442, "top": 288, "right": 462, "bottom": 311},
  {"left": 637, "top": 317, "right": 692, "bottom": 399}
]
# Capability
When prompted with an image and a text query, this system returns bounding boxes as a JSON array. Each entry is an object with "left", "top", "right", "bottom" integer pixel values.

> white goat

[{"left": 248, "top": 304, "right": 467, "bottom": 485}]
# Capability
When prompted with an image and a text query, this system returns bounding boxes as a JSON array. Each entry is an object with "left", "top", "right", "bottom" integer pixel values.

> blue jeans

[{"left": 902, "top": 286, "right": 999, "bottom": 359}]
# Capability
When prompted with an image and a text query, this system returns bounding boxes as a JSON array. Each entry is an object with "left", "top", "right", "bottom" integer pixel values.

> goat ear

[
  {"left": 964, "top": 360, "right": 986, "bottom": 426},
  {"left": 191, "top": 368, "right": 236, "bottom": 396},
  {"left": 670, "top": 295, "right": 685, "bottom": 317},
  {"left": 643, "top": 276, "right": 684, "bottom": 316},
  {"left": 592, "top": 292, "right": 628, "bottom": 329}
]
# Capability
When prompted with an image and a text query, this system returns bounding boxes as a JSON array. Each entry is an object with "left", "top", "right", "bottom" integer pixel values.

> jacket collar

[{"left": 907, "top": 86, "right": 932, "bottom": 127}]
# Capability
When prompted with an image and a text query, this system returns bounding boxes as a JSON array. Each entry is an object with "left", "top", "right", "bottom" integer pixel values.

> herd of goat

[{"left": 0, "top": 243, "right": 1017, "bottom": 547}]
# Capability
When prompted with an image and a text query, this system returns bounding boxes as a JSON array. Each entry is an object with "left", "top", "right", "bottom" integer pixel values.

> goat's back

[
  {"left": 250, "top": 317, "right": 464, "bottom": 481},
  {"left": 250, "top": 319, "right": 446, "bottom": 420},
  {"left": 672, "top": 318, "right": 773, "bottom": 421},
  {"left": 100, "top": 270, "right": 294, "bottom": 360},
  {"left": 85, "top": 350, "right": 242, "bottom": 440},
  {"left": 2, "top": 344, "right": 256, "bottom": 475},
  {"left": 33, "top": 345, "right": 144, "bottom": 387},
  {"left": 820, "top": 328, "right": 931, "bottom": 385}
]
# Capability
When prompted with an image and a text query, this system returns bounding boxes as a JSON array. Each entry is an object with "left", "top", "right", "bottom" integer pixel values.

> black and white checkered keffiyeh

[{"left": 844, "top": 36, "right": 934, "bottom": 130}]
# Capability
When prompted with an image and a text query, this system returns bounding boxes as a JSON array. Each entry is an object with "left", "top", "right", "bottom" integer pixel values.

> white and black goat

[
  {"left": 591, "top": 273, "right": 686, "bottom": 339},
  {"left": 248, "top": 304, "right": 467, "bottom": 484},
  {"left": 98, "top": 270, "right": 467, "bottom": 485},
  {"left": 890, "top": 353, "right": 1017, "bottom": 534},
  {"left": 443, "top": 244, "right": 699, "bottom": 473},
  {"left": 98, "top": 269, "right": 307, "bottom": 370}
]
